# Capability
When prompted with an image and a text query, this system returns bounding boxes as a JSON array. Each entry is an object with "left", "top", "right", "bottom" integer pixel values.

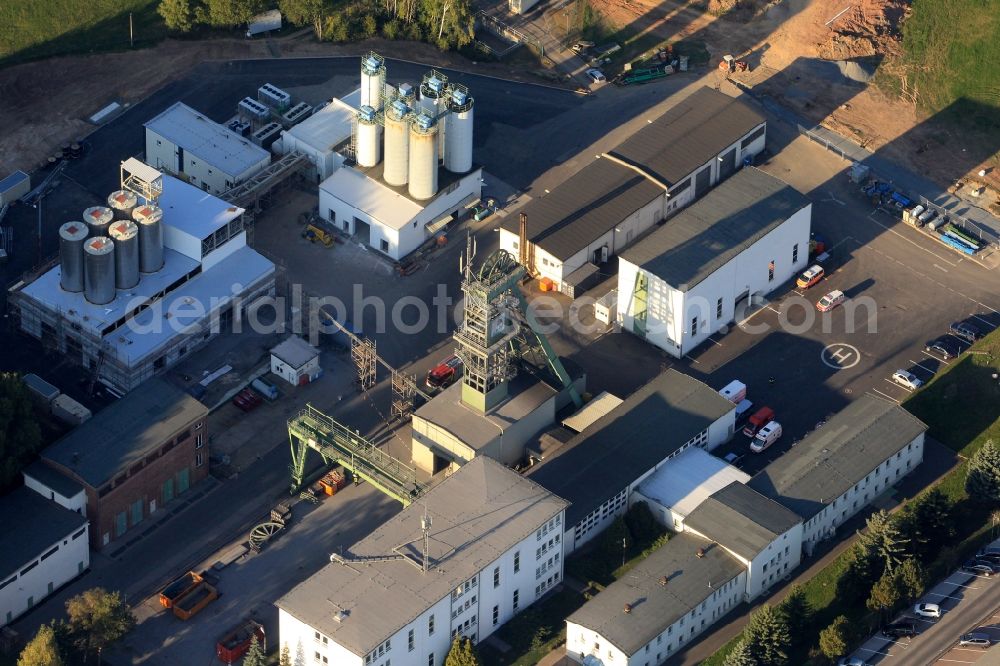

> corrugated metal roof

[
  {"left": 42, "top": 378, "right": 208, "bottom": 488},
  {"left": 527, "top": 369, "right": 735, "bottom": 527},
  {"left": 567, "top": 532, "right": 744, "bottom": 656},
  {"left": 748, "top": 395, "right": 928, "bottom": 520},
  {"left": 276, "top": 457, "right": 568, "bottom": 657},
  {"left": 0, "top": 487, "right": 87, "bottom": 577},
  {"left": 684, "top": 482, "right": 801, "bottom": 560},
  {"left": 145, "top": 102, "right": 270, "bottom": 178},
  {"left": 609, "top": 87, "right": 765, "bottom": 186},
  {"left": 561, "top": 391, "right": 624, "bottom": 433},
  {"left": 635, "top": 448, "right": 749, "bottom": 519},
  {"left": 619, "top": 168, "right": 811, "bottom": 291}
]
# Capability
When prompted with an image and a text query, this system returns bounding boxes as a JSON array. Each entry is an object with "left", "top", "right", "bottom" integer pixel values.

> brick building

[{"left": 32, "top": 378, "right": 209, "bottom": 550}]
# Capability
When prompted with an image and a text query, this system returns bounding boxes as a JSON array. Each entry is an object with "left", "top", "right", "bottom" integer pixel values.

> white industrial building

[
  {"left": 499, "top": 87, "right": 766, "bottom": 294},
  {"left": 144, "top": 102, "right": 271, "bottom": 195},
  {"left": 23, "top": 462, "right": 88, "bottom": 516},
  {"left": 270, "top": 335, "right": 321, "bottom": 386},
  {"left": 277, "top": 91, "right": 360, "bottom": 181},
  {"left": 683, "top": 482, "right": 803, "bottom": 601},
  {"left": 749, "top": 394, "right": 927, "bottom": 555},
  {"left": 9, "top": 159, "right": 276, "bottom": 393},
  {"left": 617, "top": 168, "right": 812, "bottom": 358},
  {"left": 631, "top": 448, "right": 749, "bottom": 532},
  {"left": 527, "top": 369, "right": 736, "bottom": 555},
  {"left": 1, "top": 487, "right": 89, "bottom": 627},
  {"left": 566, "top": 532, "right": 745, "bottom": 666},
  {"left": 276, "top": 456, "right": 568, "bottom": 666}
]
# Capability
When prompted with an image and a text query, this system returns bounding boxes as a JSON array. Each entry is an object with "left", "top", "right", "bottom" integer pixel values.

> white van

[{"left": 751, "top": 421, "right": 782, "bottom": 452}]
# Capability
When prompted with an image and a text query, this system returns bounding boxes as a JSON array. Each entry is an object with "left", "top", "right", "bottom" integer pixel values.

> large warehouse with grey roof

[
  {"left": 498, "top": 87, "right": 766, "bottom": 294},
  {"left": 617, "top": 167, "right": 812, "bottom": 358}
]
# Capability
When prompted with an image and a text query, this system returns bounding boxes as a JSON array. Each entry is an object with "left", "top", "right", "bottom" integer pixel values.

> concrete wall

[
  {"left": 145, "top": 128, "right": 269, "bottom": 196},
  {"left": 0, "top": 521, "right": 89, "bottom": 626},
  {"left": 271, "top": 354, "right": 320, "bottom": 386},
  {"left": 565, "top": 571, "right": 746, "bottom": 666},
  {"left": 44, "top": 415, "right": 209, "bottom": 550},
  {"left": 23, "top": 475, "right": 87, "bottom": 516},
  {"left": 802, "top": 432, "right": 925, "bottom": 554},
  {"left": 278, "top": 611, "right": 365, "bottom": 666},
  {"left": 618, "top": 203, "right": 811, "bottom": 358}
]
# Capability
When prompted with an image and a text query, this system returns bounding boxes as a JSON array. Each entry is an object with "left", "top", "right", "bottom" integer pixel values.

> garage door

[
  {"left": 695, "top": 167, "right": 711, "bottom": 197},
  {"left": 719, "top": 147, "right": 737, "bottom": 180}
]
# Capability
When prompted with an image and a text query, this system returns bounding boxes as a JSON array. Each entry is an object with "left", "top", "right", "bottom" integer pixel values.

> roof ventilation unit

[
  {"left": 238, "top": 97, "right": 270, "bottom": 125},
  {"left": 251, "top": 122, "right": 283, "bottom": 151},
  {"left": 281, "top": 102, "right": 313, "bottom": 128},
  {"left": 258, "top": 83, "right": 291, "bottom": 112}
]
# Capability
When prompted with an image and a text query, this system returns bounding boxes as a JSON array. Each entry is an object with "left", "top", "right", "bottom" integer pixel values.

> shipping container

[
  {"left": 216, "top": 620, "right": 265, "bottom": 663},
  {"left": 172, "top": 582, "right": 218, "bottom": 620},
  {"left": 160, "top": 571, "right": 204, "bottom": 608}
]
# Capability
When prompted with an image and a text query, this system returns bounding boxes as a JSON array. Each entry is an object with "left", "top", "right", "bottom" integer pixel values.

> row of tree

[
  {"left": 722, "top": 586, "right": 813, "bottom": 666},
  {"left": 158, "top": 0, "right": 476, "bottom": 51},
  {"left": 18, "top": 588, "right": 135, "bottom": 666}
]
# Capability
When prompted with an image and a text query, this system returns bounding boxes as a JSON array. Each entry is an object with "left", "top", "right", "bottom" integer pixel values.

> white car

[
  {"left": 586, "top": 68, "right": 606, "bottom": 83},
  {"left": 914, "top": 602, "right": 941, "bottom": 619},
  {"left": 892, "top": 370, "right": 923, "bottom": 390}
]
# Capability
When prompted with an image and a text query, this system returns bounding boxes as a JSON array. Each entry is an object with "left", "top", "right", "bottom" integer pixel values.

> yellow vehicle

[{"left": 303, "top": 224, "right": 333, "bottom": 247}]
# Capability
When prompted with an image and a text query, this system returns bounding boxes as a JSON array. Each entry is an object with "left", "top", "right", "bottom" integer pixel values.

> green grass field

[
  {"left": 0, "top": 0, "right": 167, "bottom": 66},
  {"left": 901, "top": 0, "right": 1000, "bottom": 119}
]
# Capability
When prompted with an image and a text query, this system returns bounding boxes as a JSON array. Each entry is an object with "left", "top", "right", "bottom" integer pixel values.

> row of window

[
  {"left": 536, "top": 514, "right": 561, "bottom": 541},
  {"left": 535, "top": 571, "right": 560, "bottom": 597},
  {"left": 98, "top": 424, "right": 203, "bottom": 497},
  {"left": 536, "top": 553, "right": 560, "bottom": 580},
  {"left": 574, "top": 489, "right": 627, "bottom": 541},
  {"left": 108, "top": 466, "right": 193, "bottom": 543},
  {"left": 0, "top": 526, "right": 87, "bottom": 591}
]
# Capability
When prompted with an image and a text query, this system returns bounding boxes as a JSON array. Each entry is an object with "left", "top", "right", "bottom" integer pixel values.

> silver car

[
  {"left": 892, "top": 370, "right": 923, "bottom": 390},
  {"left": 959, "top": 632, "right": 991, "bottom": 648}
]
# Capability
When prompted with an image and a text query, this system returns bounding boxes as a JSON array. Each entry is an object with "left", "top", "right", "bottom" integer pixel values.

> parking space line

[
  {"left": 908, "top": 359, "right": 938, "bottom": 375},
  {"left": 827, "top": 236, "right": 857, "bottom": 252},
  {"left": 856, "top": 647, "right": 895, "bottom": 656},
  {"left": 871, "top": 388, "right": 899, "bottom": 402},
  {"left": 926, "top": 590, "right": 966, "bottom": 601},
  {"left": 766, "top": 306, "right": 781, "bottom": 315},
  {"left": 866, "top": 210, "right": 960, "bottom": 266},
  {"left": 884, "top": 378, "right": 913, "bottom": 392},
  {"left": 685, "top": 355, "right": 701, "bottom": 365},
  {"left": 934, "top": 263, "right": 949, "bottom": 272},
  {"left": 921, "top": 350, "right": 950, "bottom": 363},
  {"left": 972, "top": 314, "right": 997, "bottom": 329}
]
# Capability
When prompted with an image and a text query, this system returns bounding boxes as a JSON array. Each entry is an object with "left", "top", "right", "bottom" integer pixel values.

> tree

[
  {"left": 867, "top": 568, "right": 902, "bottom": 613},
  {"left": 598, "top": 516, "right": 630, "bottom": 572},
  {"left": 624, "top": 501, "right": 662, "bottom": 547},
  {"left": 65, "top": 588, "right": 136, "bottom": 664},
  {"left": 722, "top": 639, "right": 757, "bottom": 666},
  {"left": 279, "top": 643, "right": 292, "bottom": 666},
  {"left": 967, "top": 440, "right": 1000, "bottom": 505},
  {"left": 243, "top": 635, "right": 266, "bottom": 666},
  {"left": 279, "top": 0, "right": 325, "bottom": 35},
  {"left": 778, "top": 585, "right": 812, "bottom": 654},
  {"left": 205, "top": 0, "right": 266, "bottom": 27},
  {"left": 819, "top": 615, "right": 853, "bottom": 660},
  {"left": 903, "top": 488, "right": 955, "bottom": 560},
  {"left": 158, "top": 0, "right": 198, "bottom": 31},
  {"left": 0, "top": 373, "right": 43, "bottom": 494},
  {"left": 743, "top": 605, "right": 790, "bottom": 666},
  {"left": 18, "top": 624, "right": 63, "bottom": 666},
  {"left": 857, "top": 510, "right": 908, "bottom": 574},
  {"left": 444, "top": 637, "right": 480, "bottom": 666},
  {"left": 897, "top": 558, "right": 926, "bottom": 602}
]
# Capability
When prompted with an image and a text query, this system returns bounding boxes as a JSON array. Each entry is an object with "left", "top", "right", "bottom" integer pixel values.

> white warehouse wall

[
  {"left": 1, "top": 524, "right": 89, "bottom": 626},
  {"left": 23, "top": 476, "right": 87, "bottom": 516},
  {"left": 145, "top": 129, "right": 269, "bottom": 196}
]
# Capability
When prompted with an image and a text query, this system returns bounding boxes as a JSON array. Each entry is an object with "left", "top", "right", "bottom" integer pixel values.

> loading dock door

[
  {"left": 695, "top": 167, "right": 711, "bottom": 197},
  {"left": 719, "top": 147, "right": 737, "bottom": 180},
  {"left": 354, "top": 218, "right": 371, "bottom": 245}
]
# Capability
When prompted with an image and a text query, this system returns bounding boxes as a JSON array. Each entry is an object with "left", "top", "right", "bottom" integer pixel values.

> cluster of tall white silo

[
  {"left": 58, "top": 191, "right": 166, "bottom": 305},
  {"left": 352, "top": 53, "right": 475, "bottom": 201}
]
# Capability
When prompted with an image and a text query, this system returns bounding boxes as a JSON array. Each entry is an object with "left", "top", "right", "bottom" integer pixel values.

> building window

[
  {"left": 115, "top": 511, "right": 127, "bottom": 538},
  {"left": 768, "top": 260, "right": 775, "bottom": 281},
  {"left": 328, "top": 209, "right": 336, "bottom": 222},
  {"left": 195, "top": 434, "right": 204, "bottom": 449},
  {"left": 691, "top": 317, "right": 698, "bottom": 336},
  {"left": 131, "top": 499, "right": 143, "bottom": 526},
  {"left": 408, "top": 629, "right": 414, "bottom": 652},
  {"left": 493, "top": 567, "right": 500, "bottom": 588},
  {"left": 428, "top": 614, "right": 435, "bottom": 635},
  {"left": 381, "top": 239, "right": 389, "bottom": 252},
  {"left": 177, "top": 468, "right": 190, "bottom": 494},
  {"left": 195, "top": 453, "right": 204, "bottom": 468},
  {"left": 514, "top": 551, "right": 520, "bottom": 573},
  {"left": 428, "top": 655, "right": 434, "bottom": 666},
  {"left": 512, "top": 589, "right": 519, "bottom": 611},
  {"left": 792, "top": 243, "right": 799, "bottom": 264},
  {"left": 716, "top": 297, "right": 723, "bottom": 319},
  {"left": 493, "top": 605, "right": 499, "bottom": 626}
]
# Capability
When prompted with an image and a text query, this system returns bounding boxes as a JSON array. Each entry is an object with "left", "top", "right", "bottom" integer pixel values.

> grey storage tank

[
  {"left": 58, "top": 221, "right": 88, "bottom": 293},
  {"left": 83, "top": 206, "right": 114, "bottom": 238},
  {"left": 83, "top": 236, "right": 116, "bottom": 305},
  {"left": 108, "top": 220, "right": 140, "bottom": 290},
  {"left": 107, "top": 190, "right": 138, "bottom": 220},
  {"left": 132, "top": 204, "right": 164, "bottom": 273}
]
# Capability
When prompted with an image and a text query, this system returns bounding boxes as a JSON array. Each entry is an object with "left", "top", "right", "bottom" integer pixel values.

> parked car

[
  {"left": 974, "top": 559, "right": 1000, "bottom": 573},
  {"left": 950, "top": 321, "right": 982, "bottom": 343},
  {"left": 976, "top": 551, "right": 1000, "bottom": 564},
  {"left": 959, "top": 632, "right": 991, "bottom": 648},
  {"left": 751, "top": 421, "right": 782, "bottom": 453},
  {"left": 586, "top": 68, "right": 606, "bottom": 83},
  {"left": 836, "top": 658, "right": 871, "bottom": 666},
  {"left": 816, "top": 290, "right": 846, "bottom": 312},
  {"left": 734, "top": 399, "right": 754, "bottom": 426},
  {"left": 571, "top": 40, "right": 595, "bottom": 53},
  {"left": 723, "top": 452, "right": 746, "bottom": 469},
  {"left": 925, "top": 336, "right": 961, "bottom": 360},
  {"left": 881, "top": 621, "right": 917, "bottom": 639},
  {"left": 914, "top": 603, "right": 941, "bottom": 619},
  {"left": 743, "top": 406, "right": 775, "bottom": 438},
  {"left": 891, "top": 370, "right": 923, "bottom": 390},
  {"left": 796, "top": 264, "right": 825, "bottom": 289},
  {"left": 962, "top": 560, "right": 994, "bottom": 576}
]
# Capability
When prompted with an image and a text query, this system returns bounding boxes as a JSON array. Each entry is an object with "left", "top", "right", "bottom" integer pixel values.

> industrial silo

[
  {"left": 444, "top": 85, "right": 474, "bottom": 174},
  {"left": 109, "top": 220, "right": 140, "bottom": 290},
  {"left": 384, "top": 99, "right": 411, "bottom": 187},
  {"left": 408, "top": 113, "right": 439, "bottom": 201},
  {"left": 356, "top": 105, "right": 382, "bottom": 168},
  {"left": 107, "top": 190, "right": 138, "bottom": 220},
  {"left": 132, "top": 205, "right": 164, "bottom": 273},
  {"left": 58, "top": 222, "right": 88, "bottom": 293},
  {"left": 83, "top": 237, "right": 116, "bottom": 305},
  {"left": 360, "top": 52, "right": 386, "bottom": 111},
  {"left": 83, "top": 206, "right": 114, "bottom": 238},
  {"left": 419, "top": 71, "right": 448, "bottom": 160}
]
